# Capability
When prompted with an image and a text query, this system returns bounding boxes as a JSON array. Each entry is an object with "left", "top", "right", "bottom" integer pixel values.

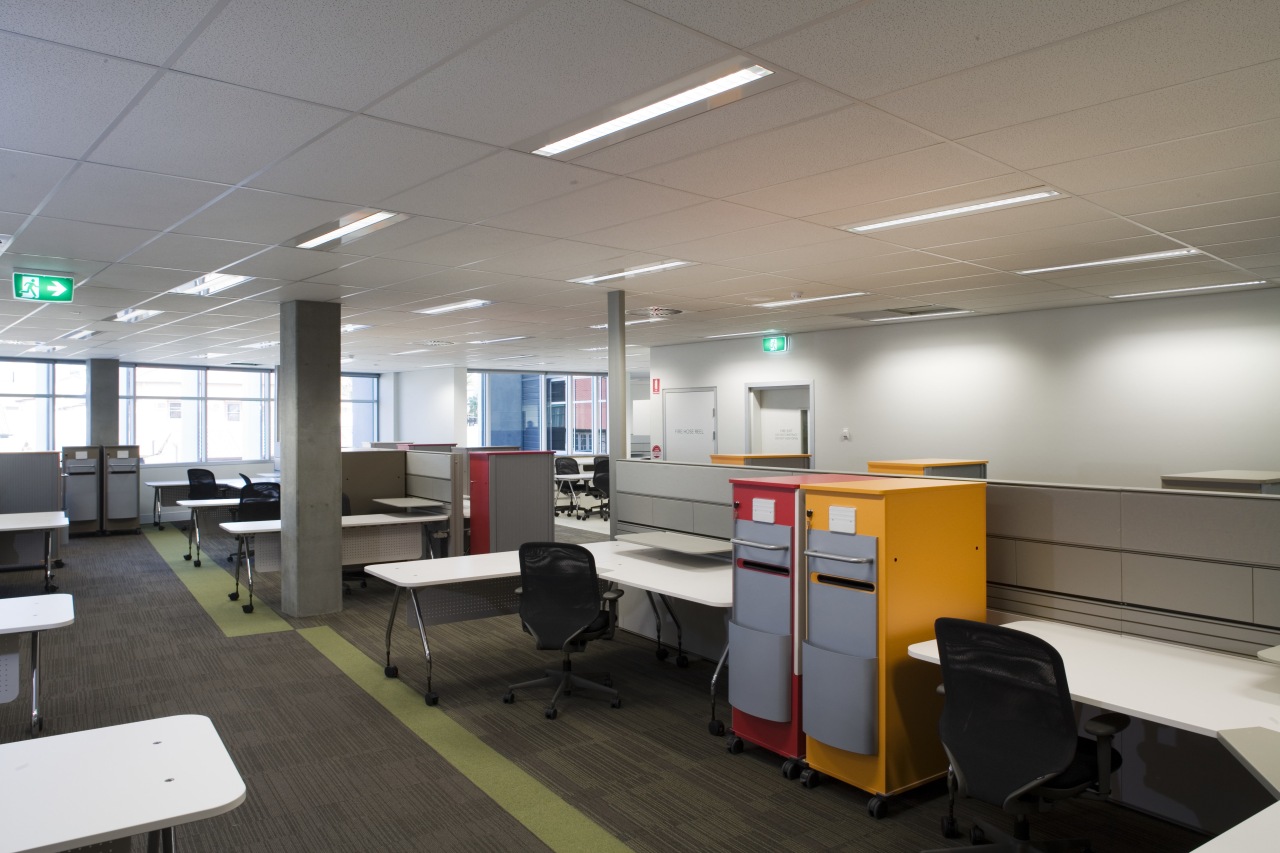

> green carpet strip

[
  {"left": 299, "top": 625, "right": 633, "bottom": 853},
  {"left": 143, "top": 526, "right": 293, "bottom": 637}
]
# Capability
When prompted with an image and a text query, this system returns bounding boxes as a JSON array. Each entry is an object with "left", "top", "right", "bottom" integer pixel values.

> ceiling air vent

[
  {"left": 840, "top": 306, "right": 963, "bottom": 321},
  {"left": 627, "top": 306, "right": 682, "bottom": 318}
]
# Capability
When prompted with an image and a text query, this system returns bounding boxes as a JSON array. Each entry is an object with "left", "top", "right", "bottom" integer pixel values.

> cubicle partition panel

[
  {"left": 0, "top": 452, "right": 63, "bottom": 571},
  {"left": 341, "top": 450, "right": 406, "bottom": 515},
  {"left": 405, "top": 450, "right": 465, "bottom": 557},
  {"left": 799, "top": 479, "right": 986, "bottom": 811},
  {"left": 469, "top": 451, "right": 554, "bottom": 554}
]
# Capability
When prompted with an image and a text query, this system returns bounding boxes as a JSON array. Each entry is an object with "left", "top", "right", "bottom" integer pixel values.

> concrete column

[
  {"left": 87, "top": 358, "right": 119, "bottom": 445},
  {"left": 606, "top": 290, "right": 626, "bottom": 539},
  {"left": 279, "top": 301, "right": 342, "bottom": 616}
]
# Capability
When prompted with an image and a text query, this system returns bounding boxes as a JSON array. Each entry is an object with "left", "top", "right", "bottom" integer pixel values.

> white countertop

[
  {"left": 0, "top": 593, "right": 74, "bottom": 634},
  {"left": 0, "top": 512, "right": 69, "bottom": 533}
]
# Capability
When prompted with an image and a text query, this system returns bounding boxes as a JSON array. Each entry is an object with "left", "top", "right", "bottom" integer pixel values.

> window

[
  {"left": 0, "top": 360, "right": 85, "bottom": 452},
  {"left": 466, "top": 370, "right": 606, "bottom": 454},
  {"left": 340, "top": 374, "right": 379, "bottom": 450},
  {"left": 226, "top": 402, "right": 241, "bottom": 422}
]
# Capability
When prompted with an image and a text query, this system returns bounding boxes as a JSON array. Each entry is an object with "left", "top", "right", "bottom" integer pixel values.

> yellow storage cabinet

[{"left": 799, "top": 478, "right": 986, "bottom": 816}]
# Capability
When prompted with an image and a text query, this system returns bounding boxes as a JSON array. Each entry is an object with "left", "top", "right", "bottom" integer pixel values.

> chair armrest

[
  {"left": 602, "top": 589, "right": 623, "bottom": 601},
  {"left": 1084, "top": 712, "right": 1131, "bottom": 738}
]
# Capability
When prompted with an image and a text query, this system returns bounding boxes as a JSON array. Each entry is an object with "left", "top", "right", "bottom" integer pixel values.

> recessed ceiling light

[
  {"left": 340, "top": 323, "right": 370, "bottom": 333},
  {"left": 588, "top": 318, "right": 662, "bottom": 329},
  {"left": 1017, "top": 248, "right": 1200, "bottom": 275},
  {"left": 580, "top": 345, "right": 641, "bottom": 351},
  {"left": 757, "top": 292, "right": 866, "bottom": 309},
  {"left": 570, "top": 260, "right": 694, "bottom": 285},
  {"left": 113, "top": 308, "right": 163, "bottom": 323},
  {"left": 26, "top": 344, "right": 65, "bottom": 353},
  {"left": 63, "top": 330, "right": 98, "bottom": 341},
  {"left": 1109, "top": 280, "right": 1267, "bottom": 299},
  {"left": 413, "top": 340, "right": 455, "bottom": 347},
  {"left": 296, "top": 211, "right": 400, "bottom": 250},
  {"left": 533, "top": 65, "right": 774, "bottom": 157},
  {"left": 240, "top": 341, "right": 279, "bottom": 349},
  {"left": 868, "top": 310, "right": 973, "bottom": 322},
  {"left": 0, "top": 339, "right": 41, "bottom": 346},
  {"left": 844, "top": 190, "right": 1060, "bottom": 233},
  {"left": 394, "top": 349, "right": 428, "bottom": 355},
  {"left": 491, "top": 354, "right": 535, "bottom": 361},
  {"left": 468, "top": 336, "right": 529, "bottom": 344},
  {"left": 704, "top": 329, "right": 782, "bottom": 339},
  {"left": 188, "top": 352, "right": 231, "bottom": 359},
  {"left": 169, "top": 272, "right": 253, "bottom": 297},
  {"left": 339, "top": 354, "right": 355, "bottom": 364},
  {"left": 414, "top": 299, "right": 490, "bottom": 315}
]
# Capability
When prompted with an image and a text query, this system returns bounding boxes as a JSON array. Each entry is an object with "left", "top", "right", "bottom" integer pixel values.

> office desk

[
  {"left": 866, "top": 457, "right": 988, "bottom": 478},
  {"left": 908, "top": 620, "right": 1280, "bottom": 851},
  {"left": 1160, "top": 469, "right": 1280, "bottom": 495},
  {"left": 616, "top": 530, "right": 731, "bottom": 555},
  {"left": 0, "top": 714, "right": 245, "bottom": 853},
  {"left": 366, "top": 540, "right": 732, "bottom": 710},
  {"left": 554, "top": 472, "right": 592, "bottom": 516},
  {"left": 144, "top": 479, "right": 241, "bottom": 529},
  {"left": 0, "top": 593, "right": 73, "bottom": 735},
  {"left": 0, "top": 512, "right": 68, "bottom": 592},
  {"left": 372, "top": 497, "right": 444, "bottom": 512},
  {"left": 220, "top": 513, "right": 434, "bottom": 613},
  {"left": 176, "top": 498, "right": 239, "bottom": 567}
]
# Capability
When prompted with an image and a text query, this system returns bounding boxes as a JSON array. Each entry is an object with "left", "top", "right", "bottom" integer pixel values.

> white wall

[
  {"left": 649, "top": 288, "right": 1280, "bottom": 488},
  {"left": 390, "top": 366, "right": 467, "bottom": 444}
]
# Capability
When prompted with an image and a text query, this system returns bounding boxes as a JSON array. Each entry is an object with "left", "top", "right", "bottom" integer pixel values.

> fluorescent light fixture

[
  {"left": 0, "top": 339, "right": 40, "bottom": 346},
  {"left": 868, "top": 310, "right": 973, "bottom": 322},
  {"left": 113, "top": 308, "right": 163, "bottom": 323},
  {"left": 63, "top": 330, "right": 98, "bottom": 341},
  {"left": 588, "top": 318, "right": 662, "bottom": 329},
  {"left": 297, "top": 211, "right": 397, "bottom": 249},
  {"left": 339, "top": 354, "right": 355, "bottom": 364},
  {"left": 1109, "top": 280, "right": 1267, "bottom": 299},
  {"left": 25, "top": 344, "right": 65, "bottom": 353},
  {"left": 491, "top": 354, "right": 535, "bottom": 361},
  {"left": 704, "top": 329, "right": 781, "bottom": 339},
  {"left": 1017, "top": 248, "right": 1200, "bottom": 275},
  {"left": 414, "top": 299, "right": 491, "bottom": 315},
  {"left": 170, "top": 272, "right": 253, "bottom": 297},
  {"left": 394, "top": 349, "right": 428, "bottom": 355},
  {"left": 188, "top": 352, "right": 230, "bottom": 359},
  {"left": 579, "top": 345, "right": 641, "bottom": 351},
  {"left": 845, "top": 190, "right": 1060, "bottom": 233},
  {"left": 340, "top": 323, "right": 370, "bottom": 333},
  {"left": 570, "top": 260, "right": 694, "bottom": 285},
  {"left": 756, "top": 292, "right": 866, "bottom": 309},
  {"left": 468, "top": 336, "right": 529, "bottom": 344},
  {"left": 240, "top": 341, "right": 279, "bottom": 349},
  {"left": 534, "top": 65, "right": 774, "bottom": 157}
]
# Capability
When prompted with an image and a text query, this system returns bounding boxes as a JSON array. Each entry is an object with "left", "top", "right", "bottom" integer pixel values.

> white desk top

[
  {"left": 0, "top": 593, "right": 74, "bottom": 634},
  {"left": 220, "top": 512, "right": 434, "bottom": 536},
  {"left": 176, "top": 498, "right": 240, "bottom": 509},
  {"left": 0, "top": 512, "right": 69, "bottom": 534},
  {"left": 908, "top": 620, "right": 1280, "bottom": 738},
  {"left": 365, "top": 548, "right": 525, "bottom": 587},
  {"left": 1192, "top": 799, "right": 1280, "bottom": 851},
  {"left": 0, "top": 714, "right": 245, "bottom": 853},
  {"left": 372, "top": 497, "right": 445, "bottom": 511},
  {"left": 145, "top": 479, "right": 243, "bottom": 489},
  {"left": 555, "top": 472, "right": 592, "bottom": 481},
  {"left": 614, "top": 531, "right": 732, "bottom": 556}
]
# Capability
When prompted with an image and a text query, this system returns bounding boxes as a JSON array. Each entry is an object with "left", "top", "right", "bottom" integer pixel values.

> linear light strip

[
  {"left": 847, "top": 190, "right": 1060, "bottom": 233},
  {"left": 1017, "top": 248, "right": 1199, "bottom": 275},
  {"left": 415, "top": 298, "right": 491, "bottom": 315},
  {"left": 868, "top": 310, "right": 973, "bottom": 322},
  {"left": 534, "top": 65, "right": 773, "bottom": 157},
  {"left": 704, "top": 329, "right": 781, "bottom": 339},
  {"left": 298, "top": 211, "right": 397, "bottom": 249},
  {"left": 588, "top": 318, "right": 662, "bottom": 329},
  {"left": 570, "top": 260, "right": 693, "bottom": 285},
  {"left": 756, "top": 292, "right": 866, "bottom": 309},
  {"left": 1109, "top": 281, "right": 1266, "bottom": 299}
]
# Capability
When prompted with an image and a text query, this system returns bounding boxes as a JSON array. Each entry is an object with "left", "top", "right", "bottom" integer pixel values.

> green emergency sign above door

[
  {"left": 13, "top": 273, "right": 74, "bottom": 303},
  {"left": 762, "top": 334, "right": 788, "bottom": 353}
]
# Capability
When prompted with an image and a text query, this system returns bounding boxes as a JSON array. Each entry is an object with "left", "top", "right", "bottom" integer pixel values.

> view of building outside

[
  {"left": 340, "top": 374, "right": 378, "bottom": 449},
  {"left": 0, "top": 360, "right": 85, "bottom": 452},
  {"left": 467, "top": 371, "right": 606, "bottom": 453}
]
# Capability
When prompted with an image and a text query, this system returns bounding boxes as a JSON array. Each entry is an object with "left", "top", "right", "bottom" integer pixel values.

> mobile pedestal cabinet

[
  {"left": 723, "top": 473, "right": 873, "bottom": 776},
  {"left": 798, "top": 478, "right": 986, "bottom": 818}
]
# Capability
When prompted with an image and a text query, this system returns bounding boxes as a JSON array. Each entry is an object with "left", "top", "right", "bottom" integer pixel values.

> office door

[{"left": 662, "top": 388, "right": 716, "bottom": 463}]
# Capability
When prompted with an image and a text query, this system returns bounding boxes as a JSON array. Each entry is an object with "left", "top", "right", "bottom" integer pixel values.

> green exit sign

[
  {"left": 14, "top": 272, "right": 74, "bottom": 303},
  {"left": 762, "top": 334, "right": 788, "bottom": 353}
]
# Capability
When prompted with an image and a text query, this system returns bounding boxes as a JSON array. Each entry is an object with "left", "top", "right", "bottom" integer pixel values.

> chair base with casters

[{"left": 502, "top": 657, "right": 622, "bottom": 720}]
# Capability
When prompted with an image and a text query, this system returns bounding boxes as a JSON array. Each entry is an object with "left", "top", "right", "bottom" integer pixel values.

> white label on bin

[
  {"left": 829, "top": 505, "right": 857, "bottom": 534},
  {"left": 752, "top": 498, "right": 775, "bottom": 524},
  {"left": 75, "top": 451, "right": 87, "bottom": 459},
  {"left": 117, "top": 450, "right": 128, "bottom": 458}
]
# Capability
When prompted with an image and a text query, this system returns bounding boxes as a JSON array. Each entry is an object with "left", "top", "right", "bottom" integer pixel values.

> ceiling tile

[
  {"left": 481, "top": 178, "right": 705, "bottom": 239},
  {"left": 1084, "top": 162, "right": 1280, "bottom": 216},
  {"left": 249, "top": 117, "right": 495, "bottom": 206},
  {"left": 625, "top": 0, "right": 853, "bottom": 49},
  {"left": 575, "top": 201, "right": 784, "bottom": 251},
  {"left": 381, "top": 226, "right": 551, "bottom": 268},
  {"left": 0, "top": 150, "right": 76, "bottom": 215},
  {"left": 221, "top": 247, "right": 366, "bottom": 281},
  {"left": 369, "top": 0, "right": 729, "bottom": 146},
  {"left": 41, "top": 163, "right": 229, "bottom": 231},
  {"left": 652, "top": 220, "right": 847, "bottom": 264},
  {"left": 1131, "top": 193, "right": 1280, "bottom": 234},
  {"left": 172, "top": 189, "right": 353, "bottom": 244},
  {"left": 303, "top": 257, "right": 443, "bottom": 288},
  {"left": 120, "top": 233, "right": 269, "bottom": 272},
  {"left": 927, "top": 219, "right": 1152, "bottom": 264},
  {"left": 0, "top": 0, "right": 217, "bottom": 64},
  {"left": 84, "top": 263, "right": 195, "bottom": 293},
  {"left": 804, "top": 174, "right": 1054, "bottom": 230},
  {"left": 857, "top": 197, "right": 1113, "bottom": 251},
  {"left": 11, "top": 218, "right": 157, "bottom": 264}
]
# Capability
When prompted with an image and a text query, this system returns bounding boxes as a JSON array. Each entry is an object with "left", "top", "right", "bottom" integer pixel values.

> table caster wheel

[
  {"left": 228, "top": 592, "right": 239, "bottom": 601},
  {"left": 610, "top": 697, "right": 622, "bottom": 708},
  {"left": 970, "top": 826, "right": 987, "bottom": 845},
  {"left": 868, "top": 796, "right": 888, "bottom": 819},
  {"left": 708, "top": 719, "right": 725, "bottom": 736},
  {"left": 385, "top": 665, "right": 398, "bottom": 678},
  {"left": 425, "top": 692, "right": 438, "bottom": 706},
  {"left": 544, "top": 707, "right": 557, "bottom": 719},
  {"left": 941, "top": 816, "right": 959, "bottom": 838},
  {"left": 800, "top": 768, "right": 822, "bottom": 788},
  {"left": 502, "top": 691, "right": 515, "bottom": 704},
  {"left": 782, "top": 759, "right": 802, "bottom": 780},
  {"left": 193, "top": 559, "right": 201, "bottom": 567},
  {"left": 726, "top": 735, "right": 745, "bottom": 754},
  {"left": 45, "top": 584, "right": 58, "bottom": 593},
  {"left": 656, "top": 647, "right": 669, "bottom": 661},
  {"left": 676, "top": 654, "right": 689, "bottom": 668},
  {"left": 242, "top": 604, "right": 254, "bottom": 614},
  {"left": 184, "top": 554, "right": 191, "bottom": 561},
  {"left": 54, "top": 559, "right": 64, "bottom": 568},
  {"left": 157, "top": 525, "right": 165, "bottom": 531}
]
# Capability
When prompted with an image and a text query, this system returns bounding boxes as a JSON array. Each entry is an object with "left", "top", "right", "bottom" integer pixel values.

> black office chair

[
  {"left": 187, "top": 468, "right": 221, "bottom": 500},
  {"left": 582, "top": 470, "right": 609, "bottom": 521},
  {"left": 502, "top": 542, "right": 623, "bottom": 719},
  {"left": 340, "top": 493, "right": 367, "bottom": 594},
  {"left": 553, "top": 456, "right": 581, "bottom": 516},
  {"left": 925, "top": 618, "right": 1130, "bottom": 853},
  {"left": 239, "top": 473, "right": 253, "bottom": 487},
  {"left": 227, "top": 482, "right": 280, "bottom": 614}
]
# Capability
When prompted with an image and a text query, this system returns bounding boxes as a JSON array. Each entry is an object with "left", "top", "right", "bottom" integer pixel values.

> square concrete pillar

[
  {"left": 87, "top": 358, "right": 120, "bottom": 446},
  {"left": 279, "top": 301, "right": 343, "bottom": 616}
]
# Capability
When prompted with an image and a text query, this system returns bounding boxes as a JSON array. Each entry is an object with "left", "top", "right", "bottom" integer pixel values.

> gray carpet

[{"left": 0, "top": 527, "right": 1211, "bottom": 852}]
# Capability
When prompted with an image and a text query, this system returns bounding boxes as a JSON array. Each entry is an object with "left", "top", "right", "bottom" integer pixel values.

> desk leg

[
  {"left": 146, "top": 826, "right": 176, "bottom": 853},
  {"left": 646, "top": 592, "right": 688, "bottom": 668},
  {"left": 193, "top": 509, "right": 203, "bottom": 567},
  {"left": 243, "top": 535, "right": 255, "bottom": 614},
  {"left": 383, "top": 587, "right": 402, "bottom": 677},
  {"left": 152, "top": 488, "right": 162, "bottom": 529},
  {"left": 183, "top": 508, "right": 196, "bottom": 563},
  {"left": 229, "top": 536, "right": 245, "bottom": 603},
  {"left": 408, "top": 589, "right": 438, "bottom": 706},
  {"left": 29, "top": 629, "right": 43, "bottom": 735},
  {"left": 42, "top": 529, "right": 56, "bottom": 593},
  {"left": 708, "top": 638, "right": 729, "bottom": 737}
]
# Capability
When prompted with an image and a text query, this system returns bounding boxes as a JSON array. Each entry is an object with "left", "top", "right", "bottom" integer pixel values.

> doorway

[{"left": 746, "top": 382, "right": 813, "bottom": 464}]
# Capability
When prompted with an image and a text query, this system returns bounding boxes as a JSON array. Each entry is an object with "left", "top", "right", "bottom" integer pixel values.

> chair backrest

[
  {"left": 518, "top": 542, "right": 602, "bottom": 650},
  {"left": 592, "top": 457, "right": 609, "bottom": 477},
  {"left": 934, "top": 618, "right": 1079, "bottom": 808},
  {"left": 187, "top": 468, "right": 220, "bottom": 500},
  {"left": 593, "top": 470, "right": 609, "bottom": 497},
  {"left": 341, "top": 493, "right": 351, "bottom": 516},
  {"left": 240, "top": 473, "right": 252, "bottom": 487},
  {"left": 237, "top": 481, "right": 281, "bottom": 522},
  {"left": 554, "top": 456, "right": 580, "bottom": 475}
]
